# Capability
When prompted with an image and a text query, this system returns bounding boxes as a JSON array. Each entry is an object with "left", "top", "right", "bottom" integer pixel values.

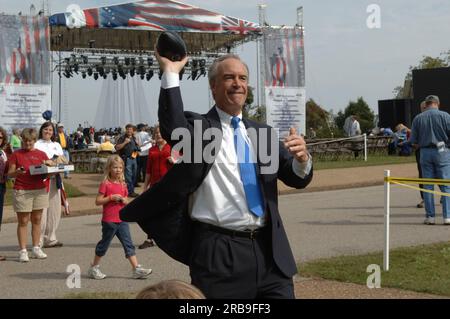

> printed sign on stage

[
  {"left": 0, "top": 84, "right": 50, "bottom": 132},
  {"left": 265, "top": 86, "right": 306, "bottom": 139}
]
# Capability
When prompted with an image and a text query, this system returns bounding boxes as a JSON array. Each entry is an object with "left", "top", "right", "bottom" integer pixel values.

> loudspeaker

[
  {"left": 378, "top": 99, "right": 413, "bottom": 129},
  {"left": 413, "top": 67, "right": 450, "bottom": 118}
]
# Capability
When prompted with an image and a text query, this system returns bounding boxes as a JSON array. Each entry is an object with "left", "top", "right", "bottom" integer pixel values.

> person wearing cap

[
  {"left": 410, "top": 95, "right": 450, "bottom": 225},
  {"left": 55, "top": 123, "right": 72, "bottom": 179}
]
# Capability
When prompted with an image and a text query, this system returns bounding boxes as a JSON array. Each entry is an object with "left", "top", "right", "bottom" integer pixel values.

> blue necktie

[{"left": 231, "top": 116, "right": 264, "bottom": 217}]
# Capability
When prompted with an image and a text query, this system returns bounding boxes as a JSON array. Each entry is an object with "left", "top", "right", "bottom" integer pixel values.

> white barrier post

[
  {"left": 364, "top": 134, "right": 367, "bottom": 161},
  {"left": 383, "top": 170, "right": 390, "bottom": 271}
]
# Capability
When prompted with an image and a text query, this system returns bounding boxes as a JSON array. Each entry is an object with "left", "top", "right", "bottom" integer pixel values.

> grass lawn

[
  {"left": 299, "top": 242, "right": 450, "bottom": 296},
  {"left": 314, "top": 154, "right": 416, "bottom": 170},
  {"left": 4, "top": 180, "right": 86, "bottom": 206},
  {"left": 64, "top": 291, "right": 136, "bottom": 299}
]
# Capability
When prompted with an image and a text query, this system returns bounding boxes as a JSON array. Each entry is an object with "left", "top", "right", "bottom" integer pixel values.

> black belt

[{"left": 194, "top": 221, "right": 266, "bottom": 240}]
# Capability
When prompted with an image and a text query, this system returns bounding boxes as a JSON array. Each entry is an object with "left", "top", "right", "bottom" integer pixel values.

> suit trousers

[{"left": 189, "top": 223, "right": 295, "bottom": 299}]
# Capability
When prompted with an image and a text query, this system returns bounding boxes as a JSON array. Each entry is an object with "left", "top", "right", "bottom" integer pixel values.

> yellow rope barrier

[
  {"left": 384, "top": 176, "right": 450, "bottom": 196},
  {"left": 390, "top": 181, "right": 450, "bottom": 197},
  {"left": 385, "top": 177, "right": 450, "bottom": 185}
]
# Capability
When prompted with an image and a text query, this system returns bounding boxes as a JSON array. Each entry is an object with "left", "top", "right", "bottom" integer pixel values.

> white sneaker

[
  {"left": 31, "top": 247, "right": 47, "bottom": 259},
  {"left": 133, "top": 265, "right": 152, "bottom": 279},
  {"left": 19, "top": 249, "right": 29, "bottom": 263},
  {"left": 424, "top": 217, "right": 436, "bottom": 225},
  {"left": 88, "top": 265, "right": 106, "bottom": 280},
  {"left": 444, "top": 218, "right": 450, "bottom": 225}
]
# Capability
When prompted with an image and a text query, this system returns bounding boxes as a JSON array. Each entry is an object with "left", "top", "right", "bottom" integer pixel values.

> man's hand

[
  {"left": 155, "top": 48, "right": 188, "bottom": 74},
  {"left": 284, "top": 127, "right": 309, "bottom": 163}
]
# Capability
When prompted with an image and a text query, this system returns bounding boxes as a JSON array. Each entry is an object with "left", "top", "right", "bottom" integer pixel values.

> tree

[
  {"left": 305, "top": 99, "right": 339, "bottom": 138},
  {"left": 335, "top": 97, "right": 375, "bottom": 134},
  {"left": 243, "top": 86, "right": 266, "bottom": 123},
  {"left": 394, "top": 54, "right": 449, "bottom": 98}
]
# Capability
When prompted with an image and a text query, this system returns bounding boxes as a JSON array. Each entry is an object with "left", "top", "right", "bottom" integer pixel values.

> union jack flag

[
  {"left": 50, "top": 0, "right": 261, "bottom": 35},
  {"left": 0, "top": 15, "right": 50, "bottom": 85}
]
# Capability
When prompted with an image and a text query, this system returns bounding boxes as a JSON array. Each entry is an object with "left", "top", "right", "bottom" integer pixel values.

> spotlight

[
  {"left": 113, "top": 57, "right": 119, "bottom": 65},
  {"left": 130, "top": 57, "right": 136, "bottom": 66},
  {"left": 147, "top": 57, "right": 153, "bottom": 66},
  {"left": 139, "top": 57, "right": 144, "bottom": 65},
  {"left": 112, "top": 71, "right": 117, "bottom": 81},
  {"left": 103, "top": 73, "right": 107, "bottom": 79},
  {"left": 130, "top": 68, "right": 135, "bottom": 77},
  {"left": 124, "top": 57, "right": 130, "bottom": 66},
  {"left": 199, "top": 59, "right": 206, "bottom": 67},
  {"left": 73, "top": 64, "right": 79, "bottom": 73},
  {"left": 81, "top": 72, "right": 86, "bottom": 79},
  {"left": 81, "top": 55, "right": 88, "bottom": 64},
  {"left": 146, "top": 70, "right": 154, "bottom": 81},
  {"left": 191, "top": 70, "right": 198, "bottom": 81},
  {"left": 93, "top": 72, "right": 99, "bottom": 80},
  {"left": 87, "top": 67, "right": 93, "bottom": 76},
  {"left": 138, "top": 66, "right": 145, "bottom": 75},
  {"left": 118, "top": 66, "right": 125, "bottom": 78},
  {"left": 100, "top": 56, "right": 107, "bottom": 65},
  {"left": 97, "top": 66, "right": 105, "bottom": 77},
  {"left": 140, "top": 73, "right": 145, "bottom": 80}
]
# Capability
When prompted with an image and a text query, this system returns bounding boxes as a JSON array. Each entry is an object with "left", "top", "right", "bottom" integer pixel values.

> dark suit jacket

[{"left": 120, "top": 87, "right": 313, "bottom": 277}]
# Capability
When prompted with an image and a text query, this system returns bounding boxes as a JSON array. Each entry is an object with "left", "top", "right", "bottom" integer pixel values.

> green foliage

[
  {"left": 243, "top": 86, "right": 266, "bottom": 123},
  {"left": 394, "top": 54, "right": 450, "bottom": 98},
  {"left": 305, "top": 99, "right": 342, "bottom": 138},
  {"left": 335, "top": 97, "right": 375, "bottom": 134}
]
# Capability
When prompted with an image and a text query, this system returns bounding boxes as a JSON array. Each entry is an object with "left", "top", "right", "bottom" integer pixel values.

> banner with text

[
  {"left": 263, "top": 27, "right": 305, "bottom": 137},
  {"left": 0, "top": 15, "right": 50, "bottom": 85},
  {"left": 0, "top": 84, "right": 49, "bottom": 132},
  {"left": 265, "top": 87, "right": 306, "bottom": 139}
]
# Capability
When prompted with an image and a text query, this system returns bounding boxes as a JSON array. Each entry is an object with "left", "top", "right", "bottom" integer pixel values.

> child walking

[{"left": 88, "top": 155, "right": 152, "bottom": 280}]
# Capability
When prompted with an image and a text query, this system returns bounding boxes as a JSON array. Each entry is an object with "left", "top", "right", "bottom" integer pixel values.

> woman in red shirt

[
  {"left": 7, "top": 128, "right": 51, "bottom": 263},
  {"left": 138, "top": 126, "right": 177, "bottom": 249}
]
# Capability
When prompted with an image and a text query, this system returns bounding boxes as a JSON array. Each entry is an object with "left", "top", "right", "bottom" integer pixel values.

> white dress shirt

[
  {"left": 34, "top": 139, "right": 64, "bottom": 159},
  {"left": 162, "top": 72, "right": 312, "bottom": 230}
]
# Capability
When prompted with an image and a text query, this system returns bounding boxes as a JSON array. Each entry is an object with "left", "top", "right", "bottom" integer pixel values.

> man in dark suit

[{"left": 121, "top": 53, "right": 313, "bottom": 298}]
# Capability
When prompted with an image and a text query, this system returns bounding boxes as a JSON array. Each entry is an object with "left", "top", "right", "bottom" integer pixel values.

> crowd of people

[{"left": 0, "top": 120, "right": 175, "bottom": 276}]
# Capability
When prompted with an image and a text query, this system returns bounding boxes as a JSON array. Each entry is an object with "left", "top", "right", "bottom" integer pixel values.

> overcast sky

[{"left": 1, "top": 0, "right": 449, "bottom": 131}]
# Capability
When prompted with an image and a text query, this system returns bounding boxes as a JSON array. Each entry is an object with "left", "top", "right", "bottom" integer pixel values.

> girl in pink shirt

[{"left": 88, "top": 155, "right": 152, "bottom": 280}]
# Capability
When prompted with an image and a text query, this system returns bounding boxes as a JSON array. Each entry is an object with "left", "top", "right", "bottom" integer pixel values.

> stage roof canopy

[{"left": 49, "top": 0, "right": 261, "bottom": 53}]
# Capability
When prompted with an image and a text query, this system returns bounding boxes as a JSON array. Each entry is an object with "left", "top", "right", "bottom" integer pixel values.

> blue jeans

[
  {"left": 95, "top": 222, "right": 136, "bottom": 258},
  {"left": 62, "top": 149, "right": 70, "bottom": 178},
  {"left": 0, "top": 183, "right": 5, "bottom": 227},
  {"left": 125, "top": 157, "right": 137, "bottom": 195},
  {"left": 420, "top": 148, "right": 450, "bottom": 219}
]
